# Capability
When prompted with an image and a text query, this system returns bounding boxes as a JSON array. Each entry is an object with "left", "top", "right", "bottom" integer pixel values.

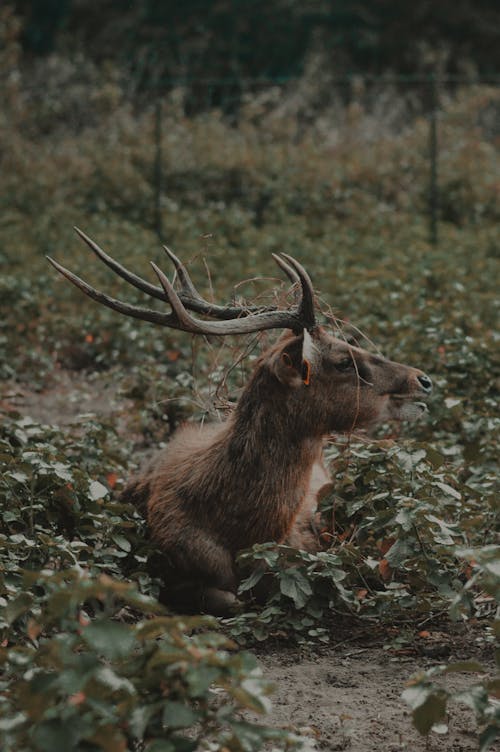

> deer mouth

[{"left": 387, "top": 393, "right": 429, "bottom": 421}]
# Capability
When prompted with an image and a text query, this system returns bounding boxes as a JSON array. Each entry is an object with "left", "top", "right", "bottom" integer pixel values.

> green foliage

[
  {"left": 231, "top": 435, "right": 498, "bottom": 639},
  {"left": 401, "top": 546, "right": 500, "bottom": 749},
  {"left": 0, "top": 412, "right": 298, "bottom": 750},
  {"left": 0, "top": 412, "right": 153, "bottom": 588},
  {"left": 1, "top": 22, "right": 499, "bottom": 748},
  {"left": 0, "top": 570, "right": 294, "bottom": 751}
]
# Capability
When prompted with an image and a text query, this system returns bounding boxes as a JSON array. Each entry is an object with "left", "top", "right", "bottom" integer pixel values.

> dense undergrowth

[{"left": 1, "top": 11, "right": 499, "bottom": 751}]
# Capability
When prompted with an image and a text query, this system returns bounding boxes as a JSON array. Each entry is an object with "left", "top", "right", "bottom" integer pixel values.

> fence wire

[{"left": 146, "top": 75, "right": 499, "bottom": 247}]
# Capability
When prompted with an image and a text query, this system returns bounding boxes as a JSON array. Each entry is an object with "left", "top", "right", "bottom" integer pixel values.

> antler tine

[
  {"left": 161, "top": 245, "right": 260, "bottom": 319},
  {"left": 271, "top": 253, "right": 301, "bottom": 285},
  {"left": 274, "top": 252, "right": 317, "bottom": 331},
  {"left": 74, "top": 227, "right": 166, "bottom": 302},
  {"left": 150, "top": 261, "right": 205, "bottom": 333},
  {"left": 150, "top": 261, "right": 308, "bottom": 335},
  {"left": 46, "top": 255, "right": 184, "bottom": 328},
  {"left": 162, "top": 245, "right": 201, "bottom": 301},
  {"left": 149, "top": 252, "right": 317, "bottom": 336}
]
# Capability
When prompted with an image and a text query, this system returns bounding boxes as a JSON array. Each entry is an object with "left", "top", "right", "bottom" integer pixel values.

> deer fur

[
  {"left": 47, "top": 235, "right": 432, "bottom": 616},
  {"left": 122, "top": 328, "right": 432, "bottom": 614}
]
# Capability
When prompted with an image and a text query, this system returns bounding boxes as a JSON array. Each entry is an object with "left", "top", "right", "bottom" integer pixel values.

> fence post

[
  {"left": 428, "top": 74, "right": 439, "bottom": 246},
  {"left": 154, "top": 99, "right": 163, "bottom": 241}
]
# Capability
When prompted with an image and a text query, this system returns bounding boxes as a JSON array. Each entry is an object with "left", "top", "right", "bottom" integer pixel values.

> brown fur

[{"left": 123, "top": 328, "right": 432, "bottom": 614}]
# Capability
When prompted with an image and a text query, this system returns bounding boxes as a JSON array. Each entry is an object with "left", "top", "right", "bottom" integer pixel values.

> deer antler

[
  {"left": 46, "top": 229, "right": 317, "bottom": 335},
  {"left": 72, "top": 228, "right": 269, "bottom": 320}
]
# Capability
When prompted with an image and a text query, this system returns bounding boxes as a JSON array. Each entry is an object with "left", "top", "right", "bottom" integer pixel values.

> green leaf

[
  {"left": 162, "top": 701, "right": 200, "bottom": 729},
  {"left": 129, "top": 705, "right": 158, "bottom": 739},
  {"left": 425, "top": 514, "right": 458, "bottom": 545},
  {"left": 402, "top": 683, "right": 430, "bottom": 711},
  {"left": 145, "top": 742, "right": 176, "bottom": 752},
  {"left": 484, "top": 560, "right": 500, "bottom": 578},
  {"left": 434, "top": 481, "right": 461, "bottom": 500},
  {"left": 89, "top": 480, "right": 109, "bottom": 500},
  {"left": 237, "top": 677, "right": 272, "bottom": 714},
  {"left": 0, "top": 713, "right": 27, "bottom": 732},
  {"left": 432, "top": 722, "right": 448, "bottom": 735},
  {"left": 402, "top": 685, "right": 447, "bottom": 735},
  {"left": 386, "top": 538, "right": 413, "bottom": 567},
  {"left": 82, "top": 620, "right": 136, "bottom": 660},
  {"left": 185, "top": 665, "right": 220, "bottom": 697},
  {"left": 238, "top": 567, "right": 265, "bottom": 593},
  {"left": 52, "top": 462, "right": 73, "bottom": 482},
  {"left": 169, "top": 737, "right": 198, "bottom": 752},
  {"left": 454, "top": 685, "right": 489, "bottom": 714},
  {"left": 30, "top": 719, "right": 81, "bottom": 752},
  {"left": 10, "top": 471, "right": 29, "bottom": 483},
  {"left": 229, "top": 720, "right": 288, "bottom": 748},
  {"left": 279, "top": 569, "right": 312, "bottom": 608},
  {"left": 425, "top": 447, "right": 445, "bottom": 469},
  {"left": 93, "top": 666, "right": 136, "bottom": 695},
  {"left": 3, "top": 592, "right": 33, "bottom": 626},
  {"left": 479, "top": 725, "right": 500, "bottom": 752},
  {"left": 111, "top": 534, "right": 131, "bottom": 553},
  {"left": 397, "top": 449, "right": 426, "bottom": 472}
]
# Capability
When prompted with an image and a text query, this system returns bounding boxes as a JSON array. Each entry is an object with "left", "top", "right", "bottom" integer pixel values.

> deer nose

[{"left": 417, "top": 373, "right": 432, "bottom": 393}]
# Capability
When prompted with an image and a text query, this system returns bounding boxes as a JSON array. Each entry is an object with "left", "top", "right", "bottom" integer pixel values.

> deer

[{"left": 47, "top": 229, "right": 433, "bottom": 615}]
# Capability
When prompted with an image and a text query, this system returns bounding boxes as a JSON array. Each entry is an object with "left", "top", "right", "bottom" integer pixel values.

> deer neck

[{"left": 228, "top": 370, "right": 323, "bottom": 482}]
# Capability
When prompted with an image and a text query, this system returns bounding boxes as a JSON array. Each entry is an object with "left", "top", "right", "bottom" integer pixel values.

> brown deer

[{"left": 48, "top": 229, "right": 432, "bottom": 614}]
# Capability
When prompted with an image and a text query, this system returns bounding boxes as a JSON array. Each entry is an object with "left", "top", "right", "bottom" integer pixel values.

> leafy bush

[
  {"left": 403, "top": 546, "right": 500, "bottom": 751},
  {"left": 0, "top": 413, "right": 297, "bottom": 751},
  {"left": 230, "top": 437, "right": 497, "bottom": 640},
  {"left": 0, "top": 570, "right": 294, "bottom": 752}
]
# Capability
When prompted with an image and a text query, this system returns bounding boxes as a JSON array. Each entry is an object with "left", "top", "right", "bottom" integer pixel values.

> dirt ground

[
  {"left": 3, "top": 373, "right": 496, "bottom": 752},
  {"left": 254, "top": 643, "right": 490, "bottom": 752}
]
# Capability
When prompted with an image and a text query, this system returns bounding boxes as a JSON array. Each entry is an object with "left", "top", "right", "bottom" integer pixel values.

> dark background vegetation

[
  {"left": 13, "top": 0, "right": 500, "bottom": 79},
  {"left": 0, "top": 3, "right": 499, "bottom": 751}
]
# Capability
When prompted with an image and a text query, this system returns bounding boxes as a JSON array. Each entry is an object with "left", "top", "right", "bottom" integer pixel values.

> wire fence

[
  {"left": 145, "top": 74, "right": 499, "bottom": 248},
  {"left": 11, "top": 69, "right": 497, "bottom": 249}
]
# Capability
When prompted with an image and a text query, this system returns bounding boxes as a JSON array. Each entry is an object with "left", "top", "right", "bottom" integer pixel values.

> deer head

[
  {"left": 251, "top": 328, "right": 432, "bottom": 436},
  {"left": 47, "top": 228, "right": 432, "bottom": 435}
]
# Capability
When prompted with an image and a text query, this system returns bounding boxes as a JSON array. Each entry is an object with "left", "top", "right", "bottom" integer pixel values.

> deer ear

[
  {"left": 301, "top": 329, "right": 319, "bottom": 380},
  {"left": 271, "top": 330, "right": 320, "bottom": 388}
]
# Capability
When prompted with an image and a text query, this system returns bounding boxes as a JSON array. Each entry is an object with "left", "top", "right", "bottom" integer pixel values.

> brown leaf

[
  {"left": 27, "top": 619, "right": 42, "bottom": 641},
  {"left": 68, "top": 692, "right": 86, "bottom": 706},
  {"left": 106, "top": 472, "right": 118, "bottom": 489},
  {"left": 378, "top": 538, "right": 396, "bottom": 556},
  {"left": 379, "top": 558, "right": 393, "bottom": 581}
]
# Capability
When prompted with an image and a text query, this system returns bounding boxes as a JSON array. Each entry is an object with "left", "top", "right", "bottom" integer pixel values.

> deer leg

[
  {"left": 158, "top": 530, "right": 239, "bottom": 616},
  {"left": 287, "top": 511, "right": 322, "bottom": 552},
  {"left": 287, "top": 493, "right": 322, "bottom": 552},
  {"left": 287, "top": 457, "right": 333, "bottom": 552},
  {"left": 202, "top": 587, "right": 238, "bottom": 615}
]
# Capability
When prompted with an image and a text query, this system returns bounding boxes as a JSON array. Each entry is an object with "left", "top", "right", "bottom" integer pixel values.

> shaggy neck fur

[{"left": 196, "top": 365, "right": 323, "bottom": 549}]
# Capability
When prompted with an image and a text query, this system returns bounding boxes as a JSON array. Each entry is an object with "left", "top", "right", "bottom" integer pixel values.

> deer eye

[{"left": 335, "top": 357, "right": 354, "bottom": 371}]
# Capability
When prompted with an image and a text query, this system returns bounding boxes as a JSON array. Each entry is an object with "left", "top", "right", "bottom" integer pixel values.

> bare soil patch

[
  {"left": 255, "top": 644, "right": 488, "bottom": 751},
  {"left": 2, "top": 370, "right": 132, "bottom": 427}
]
